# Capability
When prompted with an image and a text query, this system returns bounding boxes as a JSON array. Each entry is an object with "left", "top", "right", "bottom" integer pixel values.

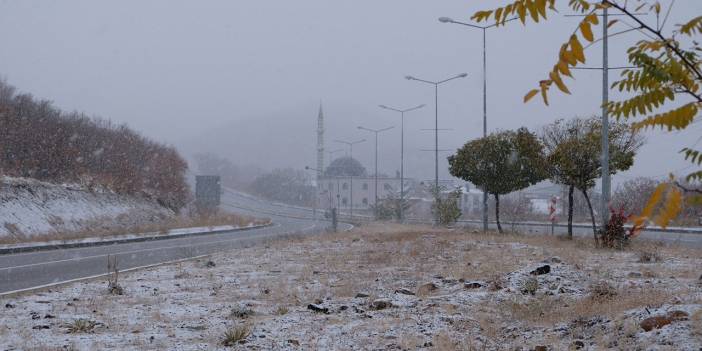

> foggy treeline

[{"left": 0, "top": 79, "right": 189, "bottom": 211}]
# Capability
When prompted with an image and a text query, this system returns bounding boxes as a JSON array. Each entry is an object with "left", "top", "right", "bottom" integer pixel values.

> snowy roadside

[
  {"left": 1, "top": 224, "right": 700, "bottom": 350},
  {"left": 0, "top": 222, "right": 271, "bottom": 254}
]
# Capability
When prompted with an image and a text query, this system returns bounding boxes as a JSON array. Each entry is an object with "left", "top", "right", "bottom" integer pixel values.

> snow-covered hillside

[{"left": 0, "top": 177, "right": 173, "bottom": 238}]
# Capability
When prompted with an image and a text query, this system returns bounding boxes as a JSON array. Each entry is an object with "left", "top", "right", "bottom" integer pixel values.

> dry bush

[{"left": 221, "top": 324, "right": 251, "bottom": 346}]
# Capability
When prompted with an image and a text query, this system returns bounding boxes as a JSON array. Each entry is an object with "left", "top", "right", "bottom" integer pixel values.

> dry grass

[{"left": 3, "top": 222, "right": 700, "bottom": 350}]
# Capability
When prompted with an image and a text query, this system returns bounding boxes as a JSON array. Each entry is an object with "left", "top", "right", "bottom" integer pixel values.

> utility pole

[
  {"left": 357, "top": 126, "right": 394, "bottom": 219},
  {"left": 438, "top": 16, "right": 517, "bottom": 232},
  {"left": 600, "top": 6, "right": 611, "bottom": 232},
  {"left": 379, "top": 104, "right": 425, "bottom": 221},
  {"left": 405, "top": 73, "right": 467, "bottom": 223}
]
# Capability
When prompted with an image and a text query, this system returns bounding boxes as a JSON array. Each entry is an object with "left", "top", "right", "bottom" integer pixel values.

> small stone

[
  {"left": 44, "top": 314, "right": 56, "bottom": 319},
  {"left": 371, "top": 299, "right": 393, "bottom": 310},
  {"left": 530, "top": 265, "right": 551, "bottom": 275},
  {"left": 205, "top": 260, "right": 216, "bottom": 268},
  {"left": 417, "top": 283, "right": 438, "bottom": 295},
  {"left": 627, "top": 272, "right": 642, "bottom": 278},
  {"left": 355, "top": 292, "right": 369, "bottom": 298},
  {"left": 394, "top": 288, "right": 415, "bottom": 296},
  {"left": 5, "top": 303, "right": 14, "bottom": 309},
  {"left": 640, "top": 316, "right": 672, "bottom": 331},
  {"left": 534, "top": 346, "right": 548, "bottom": 351},
  {"left": 32, "top": 325, "right": 50, "bottom": 330},
  {"left": 464, "top": 282, "right": 483, "bottom": 289},
  {"left": 307, "top": 304, "right": 330, "bottom": 314},
  {"left": 550, "top": 257, "right": 562, "bottom": 264},
  {"left": 441, "top": 278, "right": 458, "bottom": 285},
  {"left": 339, "top": 305, "right": 348, "bottom": 311},
  {"left": 288, "top": 339, "right": 300, "bottom": 346},
  {"left": 571, "top": 340, "right": 585, "bottom": 349},
  {"left": 666, "top": 310, "right": 689, "bottom": 321}
]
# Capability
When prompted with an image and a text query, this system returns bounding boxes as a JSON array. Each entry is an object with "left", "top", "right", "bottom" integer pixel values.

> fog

[{"left": 1, "top": 0, "right": 700, "bottom": 185}]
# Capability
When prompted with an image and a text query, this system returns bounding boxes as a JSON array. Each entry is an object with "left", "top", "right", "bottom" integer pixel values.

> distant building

[{"left": 317, "top": 175, "right": 412, "bottom": 211}]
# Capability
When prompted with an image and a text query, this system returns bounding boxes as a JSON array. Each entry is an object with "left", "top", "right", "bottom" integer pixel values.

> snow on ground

[
  {"left": 1, "top": 224, "right": 701, "bottom": 350},
  {"left": 0, "top": 176, "right": 173, "bottom": 238}
]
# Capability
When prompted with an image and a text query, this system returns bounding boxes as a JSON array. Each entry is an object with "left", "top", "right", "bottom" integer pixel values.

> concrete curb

[{"left": 0, "top": 223, "right": 274, "bottom": 255}]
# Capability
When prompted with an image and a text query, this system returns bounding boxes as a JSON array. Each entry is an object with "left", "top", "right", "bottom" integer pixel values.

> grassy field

[{"left": 1, "top": 223, "right": 700, "bottom": 350}]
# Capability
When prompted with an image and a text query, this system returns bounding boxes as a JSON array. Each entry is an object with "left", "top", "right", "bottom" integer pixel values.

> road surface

[{"left": 0, "top": 191, "right": 337, "bottom": 295}]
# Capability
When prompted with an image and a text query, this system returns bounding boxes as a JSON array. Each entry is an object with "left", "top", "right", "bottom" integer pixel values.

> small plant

[
  {"left": 66, "top": 319, "right": 99, "bottom": 334},
  {"left": 221, "top": 325, "right": 250, "bottom": 346},
  {"left": 274, "top": 305, "right": 289, "bottom": 315},
  {"left": 637, "top": 249, "right": 662, "bottom": 263},
  {"left": 589, "top": 281, "right": 618, "bottom": 302},
  {"left": 431, "top": 188, "right": 463, "bottom": 226},
  {"left": 600, "top": 207, "right": 642, "bottom": 249},
  {"left": 521, "top": 277, "right": 538, "bottom": 295},
  {"left": 229, "top": 305, "right": 255, "bottom": 319},
  {"left": 106, "top": 255, "right": 124, "bottom": 295}
]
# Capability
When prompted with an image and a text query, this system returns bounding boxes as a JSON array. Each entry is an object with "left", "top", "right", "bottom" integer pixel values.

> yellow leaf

[
  {"left": 570, "top": 36, "right": 586, "bottom": 63},
  {"left": 524, "top": 89, "right": 540, "bottom": 103},
  {"left": 653, "top": 186, "right": 682, "bottom": 228},
  {"left": 580, "top": 21, "right": 594, "bottom": 42},
  {"left": 549, "top": 70, "right": 571, "bottom": 94}
]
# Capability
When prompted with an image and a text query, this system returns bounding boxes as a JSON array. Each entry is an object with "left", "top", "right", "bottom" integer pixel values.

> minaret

[{"left": 316, "top": 103, "right": 324, "bottom": 180}]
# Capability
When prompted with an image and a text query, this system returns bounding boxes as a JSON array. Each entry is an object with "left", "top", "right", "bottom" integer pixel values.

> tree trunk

[
  {"left": 495, "top": 193, "right": 503, "bottom": 234},
  {"left": 581, "top": 188, "right": 599, "bottom": 246},
  {"left": 567, "top": 185, "right": 574, "bottom": 239}
]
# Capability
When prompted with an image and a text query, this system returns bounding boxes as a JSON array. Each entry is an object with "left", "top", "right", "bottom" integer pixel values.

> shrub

[
  {"left": 600, "top": 207, "right": 636, "bottom": 249},
  {"left": 432, "top": 188, "right": 462, "bottom": 226},
  {"left": 221, "top": 325, "right": 250, "bottom": 346}
]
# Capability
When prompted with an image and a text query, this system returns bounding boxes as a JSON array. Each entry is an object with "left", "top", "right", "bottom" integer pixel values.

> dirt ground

[{"left": 1, "top": 223, "right": 701, "bottom": 350}]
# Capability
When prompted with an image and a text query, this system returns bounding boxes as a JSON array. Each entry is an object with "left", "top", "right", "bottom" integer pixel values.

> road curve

[{"left": 0, "top": 192, "right": 336, "bottom": 295}]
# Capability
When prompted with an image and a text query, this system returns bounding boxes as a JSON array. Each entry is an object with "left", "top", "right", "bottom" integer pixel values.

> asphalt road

[{"left": 0, "top": 191, "right": 337, "bottom": 295}]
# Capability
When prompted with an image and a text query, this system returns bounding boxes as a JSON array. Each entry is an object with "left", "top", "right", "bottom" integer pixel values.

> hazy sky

[{"left": 1, "top": 0, "right": 700, "bottom": 186}]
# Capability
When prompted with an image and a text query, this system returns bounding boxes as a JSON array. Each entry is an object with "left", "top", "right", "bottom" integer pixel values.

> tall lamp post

[
  {"left": 405, "top": 73, "right": 467, "bottom": 220},
  {"left": 357, "top": 125, "right": 394, "bottom": 219},
  {"left": 379, "top": 104, "right": 425, "bottom": 221},
  {"left": 304, "top": 165, "right": 322, "bottom": 221},
  {"left": 334, "top": 138, "right": 365, "bottom": 220},
  {"left": 438, "top": 16, "right": 516, "bottom": 232}
]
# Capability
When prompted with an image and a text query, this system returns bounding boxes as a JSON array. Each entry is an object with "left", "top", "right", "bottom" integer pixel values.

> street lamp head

[
  {"left": 458, "top": 73, "right": 468, "bottom": 78},
  {"left": 378, "top": 104, "right": 387, "bottom": 109},
  {"left": 405, "top": 75, "right": 415, "bottom": 80},
  {"left": 438, "top": 17, "right": 453, "bottom": 23},
  {"left": 304, "top": 166, "right": 310, "bottom": 170}
]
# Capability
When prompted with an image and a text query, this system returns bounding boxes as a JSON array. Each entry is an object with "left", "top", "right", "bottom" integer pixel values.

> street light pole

[
  {"left": 379, "top": 104, "right": 425, "bottom": 221},
  {"left": 357, "top": 125, "right": 394, "bottom": 219},
  {"left": 334, "top": 138, "right": 365, "bottom": 220},
  {"left": 405, "top": 73, "right": 467, "bottom": 222},
  {"left": 438, "top": 17, "right": 516, "bottom": 231}
]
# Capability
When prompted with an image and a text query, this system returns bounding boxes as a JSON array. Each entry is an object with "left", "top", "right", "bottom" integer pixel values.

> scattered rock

[
  {"left": 339, "top": 305, "right": 348, "bottom": 311},
  {"left": 417, "top": 283, "right": 438, "bottom": 295},
  {"left": 370, "top": 299, "right": 393, "bottom": 310},
  {"left": 570, "top": 340, "right": 585, "bottom": 349},
  {"left": 394, "top": 288, "right": 415, "bottom": 296},
  {"left": 107, "top": 283, "right": 124, "bottom": 296},
  {"left": 288, "top": 339, "right": 300, "bottom": 346},
  {"left": 44, "top": 314, "right": 56, "bottom": 319},
  {"left": 32, "top": 325, "right": 50, "bottom": 330},
  {"left": 355, "top": 292, "right": 370, "bottom": 298},
  {"left": 534, "top": 346, "right": 548, "bottom": 351},
  {"left": 666, "top": 310, "right": 689, "bottom": 321},
  {"left": 464, "top": 281, "right": 483, "bottom": 289},
  {"left": 530, "top": 265, "right": 551, "bottom": 275},
  {"left": 230, "top": 305, "right": 255, "bottom": 319},
  {"left": 441, "top": 278, "right": 458, "bottom": 285},
  {"left": 550, "top": 257, "right": 562, "bottom": 264},
  {"left": 205, "top": 260, "right": 216, "bottom": 268},
  {"left": 307, "top": 304, "right": 330, "bottom": 314},
  {"left": 627, "top": 272, "right": 642, "bottom": 278},
  {"left": 5, "top": 303, "right": 14, "bottom": 309},
  {"left": 184, "top": 325, "right": 207, "bottom": 331},
  {"left": 640, "top": 316, "right": 672, "bottom": 331}
]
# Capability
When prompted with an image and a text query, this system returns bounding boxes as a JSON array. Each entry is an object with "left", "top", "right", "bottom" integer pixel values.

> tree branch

[
  {"left": 604, "top": 0, "right": 702, "bottom": 83},
  {"left": 675, "top": 181, "right": 702, "bottom": 194}
]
